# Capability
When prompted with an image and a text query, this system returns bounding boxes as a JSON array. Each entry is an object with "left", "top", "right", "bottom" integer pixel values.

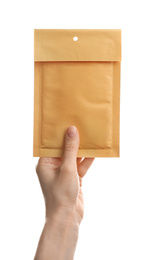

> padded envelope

[{"left": 33, "top": 29, "right": 121, "bottom": 157}]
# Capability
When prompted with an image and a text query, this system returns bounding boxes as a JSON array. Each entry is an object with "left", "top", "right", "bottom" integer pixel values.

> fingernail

[{"left": 67, "top": 126, "right": 77, "bottom": 138}]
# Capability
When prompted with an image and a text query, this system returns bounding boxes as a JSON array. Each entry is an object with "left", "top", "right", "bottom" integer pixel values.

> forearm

[{"left": 34, "top": 209, "right": 80, "bottom": 260}]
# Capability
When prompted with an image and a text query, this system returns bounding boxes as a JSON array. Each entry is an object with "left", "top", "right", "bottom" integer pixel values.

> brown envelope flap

[{"left": 34, "top": 29, "right": 121, "bottom": 62}]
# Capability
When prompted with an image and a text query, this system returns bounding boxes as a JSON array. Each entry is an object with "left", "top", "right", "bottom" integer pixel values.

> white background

[{"left": 0, "top": 0, "right": 145, "bottom": 259}]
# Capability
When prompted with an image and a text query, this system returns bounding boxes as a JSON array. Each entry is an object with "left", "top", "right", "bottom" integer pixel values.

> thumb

[{"left": 61, "top": 126, "right": 80, "bottom": 166}]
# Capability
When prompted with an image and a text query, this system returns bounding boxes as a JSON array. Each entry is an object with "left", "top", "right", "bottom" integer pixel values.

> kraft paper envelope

[{"left": 33, "top": 29, "right": 121, "bottom": 157}]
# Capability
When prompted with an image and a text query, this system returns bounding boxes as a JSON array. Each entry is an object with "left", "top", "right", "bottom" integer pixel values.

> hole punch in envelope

[{"left": 33, "top": 29, "right": 121, "bottom": 157}]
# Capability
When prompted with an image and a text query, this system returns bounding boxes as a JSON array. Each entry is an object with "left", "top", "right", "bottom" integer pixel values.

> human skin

[{"left": 34, "top": 126, "right": 95, "bottom": 260}]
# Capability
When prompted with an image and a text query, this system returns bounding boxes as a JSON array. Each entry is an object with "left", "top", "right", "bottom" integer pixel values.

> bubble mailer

[{"left": 33, "top": 29, "right": 121, "bottom": 157}]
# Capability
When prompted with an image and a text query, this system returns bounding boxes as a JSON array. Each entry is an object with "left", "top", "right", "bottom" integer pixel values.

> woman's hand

[{"left": 34, "top": 126, "right": 94, "bottom": 260}]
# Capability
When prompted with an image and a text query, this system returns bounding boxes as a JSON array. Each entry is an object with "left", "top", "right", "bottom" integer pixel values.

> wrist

[
  {"left": 46, "top": 206, "right": 80, "bottom": 228},
  {"left": 44, "top": 208, "right": 79, "bottom": 260},
  {"left": 34, "top": 207, "right": 79, "bottom": 260}
]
